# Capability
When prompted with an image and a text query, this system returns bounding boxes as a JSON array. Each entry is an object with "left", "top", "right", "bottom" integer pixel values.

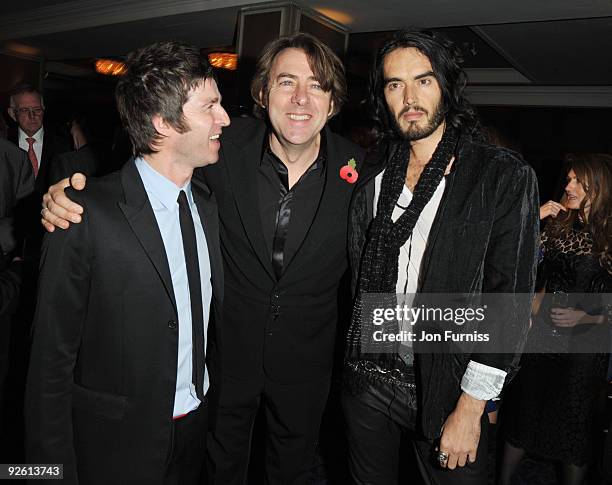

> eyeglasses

[{"left": 16, "top": 107, "right": 43, "bottom": 117}]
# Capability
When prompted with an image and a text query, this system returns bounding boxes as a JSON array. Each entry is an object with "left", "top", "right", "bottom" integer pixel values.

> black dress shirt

[{"left": 258, "top": 133, "right": 326, "bottom": 279}]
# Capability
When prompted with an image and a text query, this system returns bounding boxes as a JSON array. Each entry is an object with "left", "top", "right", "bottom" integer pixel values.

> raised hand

[{"left": 539, "top": 200, "right": 566, "bottom": 221}]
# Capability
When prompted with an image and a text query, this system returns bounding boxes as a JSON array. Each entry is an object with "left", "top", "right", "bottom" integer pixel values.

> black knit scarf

[{"left": 345, "top": 126, "right": 459, "bottom": 366}]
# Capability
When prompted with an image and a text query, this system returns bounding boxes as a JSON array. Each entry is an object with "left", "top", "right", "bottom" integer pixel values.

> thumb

[{"left": 70, "top": 172, "right": 87, "bottom": 190}]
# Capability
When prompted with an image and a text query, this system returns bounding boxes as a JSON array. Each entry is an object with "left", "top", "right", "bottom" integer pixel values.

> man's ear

[
  {"left": 152, "top": 114, "right": 172, "bottom": 136},
  {"left": 7, "top": 107, "right": 16, "bottom": 123},
  {"left": 328, "top": 99, "right": 334, "bottom": 118},
  {"left": 258, "top": 89, "right": 266, "bottom": 109}
]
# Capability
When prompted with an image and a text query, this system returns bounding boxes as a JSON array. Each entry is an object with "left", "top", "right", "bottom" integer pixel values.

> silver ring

[
  {"left": 438, "top": 451, "right": 449, "bottom": 465},
  {"left": 40, "top": 207, "right": 46, "bottom": 216}
]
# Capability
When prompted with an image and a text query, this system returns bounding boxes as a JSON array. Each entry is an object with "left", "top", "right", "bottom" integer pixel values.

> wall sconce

[
  {"left": 208, "top": 53, "right": 238, "bottom": 71},
  {"left": 95, "top": 59, "right": 127, "bottom": 76}
]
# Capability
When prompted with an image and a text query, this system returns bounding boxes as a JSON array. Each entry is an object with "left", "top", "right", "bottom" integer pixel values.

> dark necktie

[{"left": 177, "top": 190, "right": 205, "bottom": 401}]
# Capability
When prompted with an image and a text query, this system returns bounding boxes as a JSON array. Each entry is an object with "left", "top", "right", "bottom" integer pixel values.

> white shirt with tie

[
  {"left": 18, "top": 126, "right": 44, "bottom": 172},
  {"left": 135, "top": 157, "right": 212, "bottom": 418}
]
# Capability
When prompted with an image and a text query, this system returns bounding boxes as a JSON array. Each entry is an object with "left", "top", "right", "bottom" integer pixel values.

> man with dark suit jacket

[
  {"left": 197, "top": 34, "right": 365, "bottom": 485},
  {"left": 7, "top": 83, "right": 70, "bottom": 194},
  {"left": 0, "top": 138, "right": 34, "bottom": 258},
  {"left": 0, "top": 138, "right": 34, "bottom": 458},
  {"left": 25, "top": 41, "right": 229, "bottom": 484},
  {"left": 41, "top": 33, "right": 364, "bottom": 484}
]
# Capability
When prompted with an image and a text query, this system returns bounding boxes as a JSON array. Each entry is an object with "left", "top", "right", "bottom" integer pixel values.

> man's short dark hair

[
  {"left": 9, "top": 82, "right": 45, "bottom": 110},
  {"left": 250, "top": 32, "right": 346, "bottom": 119},
  {"left": 369, "top": 30, "right": 479, "bottom": 141},
  {"left": 115, "top": 41, "right": 215, "bottom": 156}
]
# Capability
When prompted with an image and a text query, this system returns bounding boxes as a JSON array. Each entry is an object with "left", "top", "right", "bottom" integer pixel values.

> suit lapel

[
  {"left": 221, "top": 123, "right": 276, "bottom": 280},
  {"left": 118, "top": 160, "right": 177, "bottom": 313},
  {"left": 192, "top": 178, "right": 224, "bottom": 304},
  {"left": 281, "top": 126, "right": 355, "bottom": 277}
]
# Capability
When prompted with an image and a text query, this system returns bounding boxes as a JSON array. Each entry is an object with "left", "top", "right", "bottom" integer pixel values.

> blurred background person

[
  {"left": 7, "top": 83, "right": 70, "bottom": 193},
  {"left": 0, "top": 137, "right": 34, "bottom": 460},
  {"left": 499, "top": 153, "right": 612, "bottom": 485},
  {"left": 2, "top": 82, "right": 69, "bottom": 463},
  {"left": 48, "top": 111, "right": 111, "bottom": 185}
]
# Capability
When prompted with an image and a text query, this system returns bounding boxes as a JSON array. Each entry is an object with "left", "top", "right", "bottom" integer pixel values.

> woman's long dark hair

[
  {"left": 548, "top": 153, "right": 612, "bottom": 270},
  {"left": 369, "top": 30, "right": 480, "bottom": 142}
]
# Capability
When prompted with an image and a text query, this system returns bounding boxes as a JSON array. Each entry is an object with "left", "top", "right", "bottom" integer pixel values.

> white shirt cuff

[{"left": 460, "top": 360, "right": 507, "bottom": 401}]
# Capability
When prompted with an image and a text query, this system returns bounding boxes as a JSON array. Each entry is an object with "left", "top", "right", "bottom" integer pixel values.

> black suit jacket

[
  {"left": 347, "top": 136, "right": 539, "bottom": 438},
  {"left": 200, "top": 117, "right": 364, "bottom": 384},
  {"left": 0, "top": 138, "right": 34, "bottom": 256},
  {"left": 0, "top": 139, "right": 33, "bottom": 363},
  {"left": 25, "top": 160, "right": 223, "bottom": 484},
  {"left": 8, "top": 126, "right": 71, "bottom": 266}
]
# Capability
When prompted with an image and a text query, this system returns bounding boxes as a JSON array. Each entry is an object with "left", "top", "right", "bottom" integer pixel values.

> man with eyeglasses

[
  {"left": 8, "top": 83, "right": 70, "bottom": 193},
  {"left": 3, "top": 85, "right": 69, "bottom": 464}
]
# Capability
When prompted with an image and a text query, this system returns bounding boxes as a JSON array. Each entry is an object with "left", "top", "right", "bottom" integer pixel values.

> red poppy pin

[{"left": 340, "top": 158, "right": 359, "bottom": 184}]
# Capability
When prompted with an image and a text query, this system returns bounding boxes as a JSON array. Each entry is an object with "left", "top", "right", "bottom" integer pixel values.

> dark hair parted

[
  {"left": 369, "top": 30, "right": 480, "bottom": 141},
  {"left": 115, "top": 41, "right": 215, "bottom": 156},
  {"left": 250, "top": 32, "right": 346, "bottom": 119},
  {"left": 548, "top": 153, "right": 612, "bottom": 270}
]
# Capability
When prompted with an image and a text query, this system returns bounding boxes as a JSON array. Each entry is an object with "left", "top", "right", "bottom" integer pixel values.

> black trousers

[
  {"left": 342, "top": 375, "right": 489, "bottom": 485},
  {"left": 207, "top": 372, "right": 331, "bottom": 485},
  {"left": 164, "top": 401, "right": 208, "bottom": 485}
]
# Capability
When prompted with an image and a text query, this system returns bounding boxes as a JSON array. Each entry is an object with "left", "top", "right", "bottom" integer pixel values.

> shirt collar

[
  {"left": 135, "top": 157, "right": 194, "bottom": 211},
  {"left": 18, "top": 126, "right": 44, "bottom": 143}
]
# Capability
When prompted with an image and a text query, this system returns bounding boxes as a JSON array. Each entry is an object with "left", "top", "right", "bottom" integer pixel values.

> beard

[{"left": 391, "top": 99, "right": 445, "bottom": 141}]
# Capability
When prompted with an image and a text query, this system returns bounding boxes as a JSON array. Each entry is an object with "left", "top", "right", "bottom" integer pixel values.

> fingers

[
  {"left": 440, "top": 451, "right": 470, "bottom": 470},
  {"left": 550, "top": 308, "right": 575, "bottom": 326},
  {"left": 550, "top": 307, "right": 567, "bottom": 316},
  {"left": 539, "top": 200, "right": 567, "bottom": 220},
  {"left": 46, "top": 177, "right": 84, "bottom": 224},
  {"left": 467, "top": 449, "right": 478, "bottom": 464},
  {"left": 41, "top": 205, "right": 70, "bottom": 230},
  {"left": 446, "top": 453, "right": 459, "bottom": 470},
  {"left": 549, "top": 201, "right": 566, "bottom": 211},
  {"left": 438, "top": 443, "right": 477, "bottom": 470},
  {"left": 48, "top": 193, "right": 82, "bottom": 222},
  {"left": 41, "top": 217, "right": 55, "bottom": 233}
]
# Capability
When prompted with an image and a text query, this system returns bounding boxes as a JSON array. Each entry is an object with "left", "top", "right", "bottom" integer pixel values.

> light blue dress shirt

[{"left": 135, "top": 157, "right": 212, "bottom": 417}]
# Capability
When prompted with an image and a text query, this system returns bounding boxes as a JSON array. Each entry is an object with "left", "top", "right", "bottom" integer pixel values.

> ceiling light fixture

[
  {"left": 95, "top": 59, "right": 127, "bottom": 76},
  {"left": 208, "top": 53, "right": 237, "bottom": 71}
]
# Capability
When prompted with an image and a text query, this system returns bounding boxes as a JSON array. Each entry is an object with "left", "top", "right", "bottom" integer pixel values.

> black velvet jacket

[{"left": 347, "top": 134, "right": 540, "bottom": 438}]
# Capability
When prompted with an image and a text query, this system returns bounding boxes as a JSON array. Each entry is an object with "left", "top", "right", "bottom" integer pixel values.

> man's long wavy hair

[
  {"left": 548, "top": 153, "right": 612, "bottom": 270},
  {"left": 369, "top": 30, "right": 480, "bottom": 142}
]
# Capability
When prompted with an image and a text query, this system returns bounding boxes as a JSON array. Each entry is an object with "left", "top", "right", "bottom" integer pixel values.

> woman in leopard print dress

[{"left": 500, "top": 153, "right": 612, "bottom": 485}]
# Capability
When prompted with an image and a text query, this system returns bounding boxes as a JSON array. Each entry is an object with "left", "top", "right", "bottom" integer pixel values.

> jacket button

[{"left": 168, "top": 320, "right": 177, "bottom": 329}]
